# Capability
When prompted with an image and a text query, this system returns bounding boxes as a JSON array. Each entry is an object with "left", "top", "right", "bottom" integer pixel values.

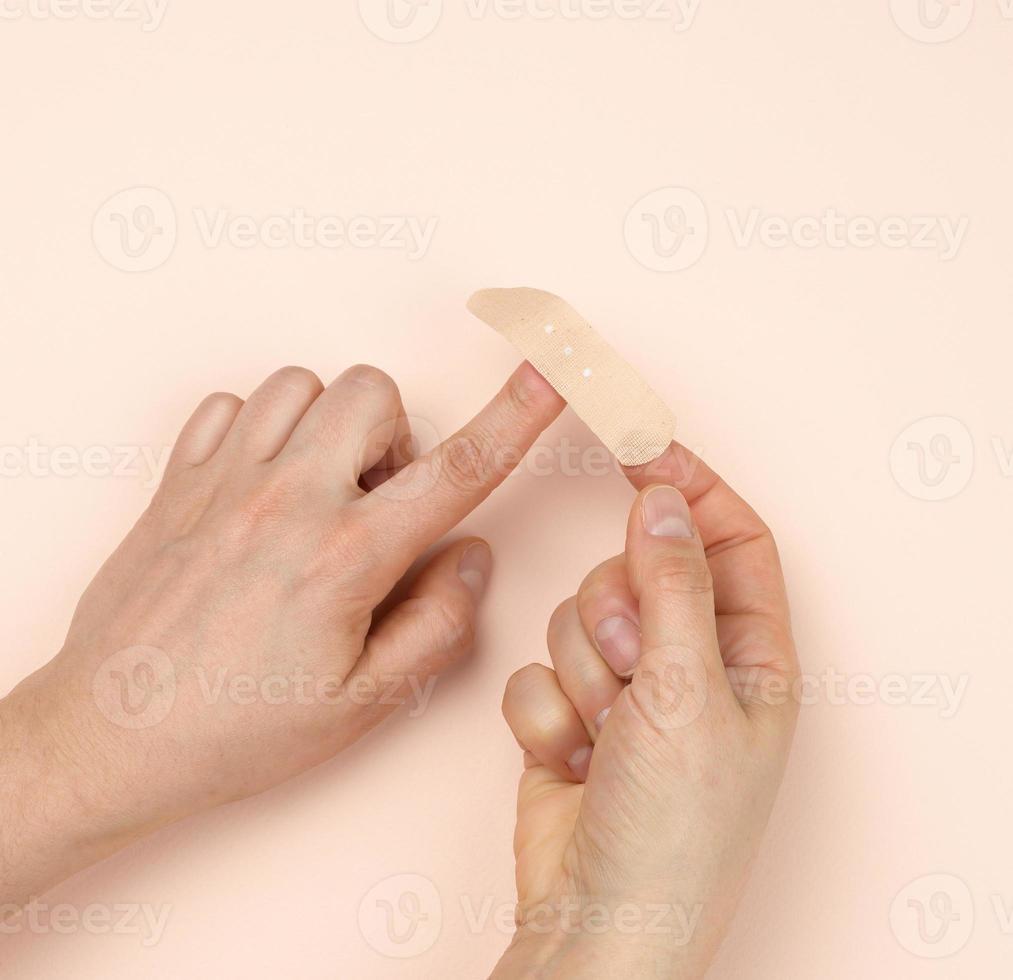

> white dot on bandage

[{"left": 467, "top": 286, "right": 675, "bottom": 466}]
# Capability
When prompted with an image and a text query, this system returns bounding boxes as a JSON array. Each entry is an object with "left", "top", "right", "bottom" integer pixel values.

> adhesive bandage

[{"left": 467, "top": 287, "right": 675, "bottom": 466}]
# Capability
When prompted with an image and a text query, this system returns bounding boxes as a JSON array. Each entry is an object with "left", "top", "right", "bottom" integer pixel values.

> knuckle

[
  {"left": 528, "top": 705, "right": 571, "bottom": 744},
  {"left": 546, "top": 597, "right": 577, "bottom": 645},
  {"left": 233, "top": 470, "right": 301, "bottom": 527},
  {"left": 441, "top": 429, "right": 495, "bottom": 492},
  {"left": 503, "top": 663, "right": 549, "bottom": 706},
  {"left": 417, "top": 594, "right": 475, "bottom": 656},
  {"left": 649, "top": 552, "right": 714, "bottom": 599},
  {"left": 312, "top": 514, "right": 378, "bottom": 580},
  {"left": 503, "top": 368, "right": 539, "bottom": 417},
  {"left": 576, "top": 558, "right": 625, "bottom": 610}
]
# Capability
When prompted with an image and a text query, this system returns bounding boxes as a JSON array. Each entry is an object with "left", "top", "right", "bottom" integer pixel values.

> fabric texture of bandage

[{"left": 468, "top": 287, "right": 675, "bottom": 466}]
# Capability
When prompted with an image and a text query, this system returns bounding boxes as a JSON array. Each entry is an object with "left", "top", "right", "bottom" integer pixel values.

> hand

[
  {"left": 0, "top": 361, "right": 563, "bottom": 910},
  {"left": 494, "top": 443, "right": 799, "bottom": 979}
]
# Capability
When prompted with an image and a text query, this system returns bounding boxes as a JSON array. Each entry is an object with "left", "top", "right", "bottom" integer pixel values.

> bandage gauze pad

[{"left": 468, "top": 287, "right": 675, "bottom": 466}]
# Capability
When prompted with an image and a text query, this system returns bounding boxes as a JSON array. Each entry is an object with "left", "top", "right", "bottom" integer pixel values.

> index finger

[
  {"left": 623, "top": 442, "right": 790, "bottom": 623},
  {"left": 354, "top": 361, "right": 564, "bottom": 588}
]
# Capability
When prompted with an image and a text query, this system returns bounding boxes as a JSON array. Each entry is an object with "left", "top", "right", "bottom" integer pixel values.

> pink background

[{"left": 1, "top": 1, "right": 1011, "bottom": 976}]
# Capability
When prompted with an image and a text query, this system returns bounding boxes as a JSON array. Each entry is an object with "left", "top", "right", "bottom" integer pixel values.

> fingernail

[
  {"left": 567, "top": 745, "right": 592, "bottom": 782},
  {"left": 594, "top": 706, "right": 611, "bottom": 732},
  {"left": 642, "top": 486, "right": 693, "bottom": 538},
  {"left": 595, "top": 616, "right": 642, "bottom": 677},
  {"left": 458, "top": 542, "right": 492, "bottom": 601}
]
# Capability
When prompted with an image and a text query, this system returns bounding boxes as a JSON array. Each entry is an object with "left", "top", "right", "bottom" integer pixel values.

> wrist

[{"left": 0, "top": 662, "right": 156, "bottom": 907}]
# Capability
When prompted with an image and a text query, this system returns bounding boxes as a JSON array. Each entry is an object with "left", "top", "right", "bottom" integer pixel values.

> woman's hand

[
  {"left": 0, "top": 361, "right": 563, "bottom": 910},
  {"left": 495, "top": 443, "right": 799, "bottom": 979}
]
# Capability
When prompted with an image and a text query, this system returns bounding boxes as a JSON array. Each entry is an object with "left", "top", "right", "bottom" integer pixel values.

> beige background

[{"left": 1, "top": 1, "right": 1011, "bottom": 976}]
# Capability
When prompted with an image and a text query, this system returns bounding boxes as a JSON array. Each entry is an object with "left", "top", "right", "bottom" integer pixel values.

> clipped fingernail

[
  {"left": 595, "top": 616, "right": 642, "bottom": 677},
  {"left": 567, "top": 745, "right": 592, "bottom": 782},
  {"left": 594, "top": 706, "right": 611, "bottom": 732},
  {"left": 642, "top": 486, "right": 693, "bottom": 538},
  {"left": 458, "top": 542, "right": 492, "bottom": 601}
]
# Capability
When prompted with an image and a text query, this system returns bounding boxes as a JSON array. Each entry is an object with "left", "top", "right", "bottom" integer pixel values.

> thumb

[{"left": 623, "top": 484, "right": 737, "bottom": 730}]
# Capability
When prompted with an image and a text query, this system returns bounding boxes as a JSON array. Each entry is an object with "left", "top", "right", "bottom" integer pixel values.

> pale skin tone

[
  {"left": 0, "top": 362, "right": 797, "bottom": 978},
  {"left": 495, "top": 445, "right": 799, "bottom": 978}
]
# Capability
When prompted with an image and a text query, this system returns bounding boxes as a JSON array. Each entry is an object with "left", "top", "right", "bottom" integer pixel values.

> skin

[
  {"left": 0, "top": 361, "right": 565, "bottom": 911},
  {"left": 0, "top": 365, "right": 798, "bottom": 979},
  {"left": 494, "top": 444, "right": 799, "bottom": 979}
]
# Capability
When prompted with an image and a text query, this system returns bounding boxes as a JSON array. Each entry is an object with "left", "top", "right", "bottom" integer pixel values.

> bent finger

[
  {"left": 502, "top": 664, "right": 593, "bottom": 783},
  {"left": 547, "top": 598, "right": 625, "bottom": 740},
  {"left": 574, "top": 554, "right": 642, "bottom": 679},
  {"left": 165, "top": 392, "right": 244, "bottom": 475},
  {"left": 355, "top": 361, "right": 564, "bottom": 588},
  {"left": 335, "top": 539, "right": 492, "bottom": 737}
]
